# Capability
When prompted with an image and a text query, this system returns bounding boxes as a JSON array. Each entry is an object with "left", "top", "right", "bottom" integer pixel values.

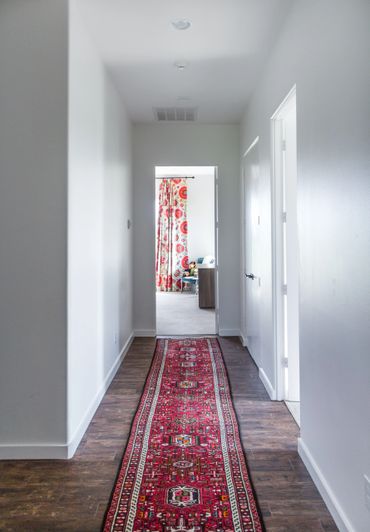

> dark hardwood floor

[{"left": 0, "top": 337, "right": 337, "bottom": 531}]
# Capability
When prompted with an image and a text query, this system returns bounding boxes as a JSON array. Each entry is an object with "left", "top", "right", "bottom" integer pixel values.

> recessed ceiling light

[
  {"left": 172, "top": 19, "right": 191, "bottom": 31},
  {"left": 174, "top": 61, "right": 188, "bottom": 71}
]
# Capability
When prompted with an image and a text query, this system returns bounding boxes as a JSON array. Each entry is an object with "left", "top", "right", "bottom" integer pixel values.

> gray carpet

[{"left": 156, "top": 292, "right": 216, "bottom": 335}]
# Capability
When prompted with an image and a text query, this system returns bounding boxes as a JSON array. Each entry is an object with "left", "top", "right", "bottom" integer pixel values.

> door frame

[
  {"left": 154, "top": 165, "right": 220, "bottom": 336},
  {"left": 213, "top": 166, "right": 220, "bottom": 335},
  {"left": 241, "top": 137, "right": 259, "bottom": 351},
  {"left": 271, "top": 85, "right": 297, "bottom": 401}
]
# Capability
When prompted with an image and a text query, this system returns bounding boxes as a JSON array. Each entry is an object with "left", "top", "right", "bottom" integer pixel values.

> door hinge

[
  {"left": 281, "top": 139, "right": 287, "bottom": 151},
  {"left": 282, "top": 211, "right": 287, "bottom": 223},
  {"left": 282, "top": 357, "right": 288, "bottom": 368},
  {"left": 283, "top": 284, "right": 288, "bottom": 295}
]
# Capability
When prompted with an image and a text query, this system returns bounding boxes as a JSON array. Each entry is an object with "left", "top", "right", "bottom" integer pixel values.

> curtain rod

[{"left": 155, "top": 176, "right": 195, "bottom": 180}]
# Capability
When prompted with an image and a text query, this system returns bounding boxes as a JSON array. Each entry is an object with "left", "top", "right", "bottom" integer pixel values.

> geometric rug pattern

[{"left": 104, "top": 338, "right": 263, "bottom": 531}]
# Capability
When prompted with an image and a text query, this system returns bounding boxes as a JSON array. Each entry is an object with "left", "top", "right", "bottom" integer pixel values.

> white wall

[
  {"left": 240, "top": 1, "right": 370, "bottom": 530},
  {"left": 187, "top": 174, "right": 215, "bottom": 261},
  {"left": 133, "top": 124, "right": 240, "bottom": 336},
  {"left": 68, "top": 2, "right": 133, "bottom": 454},
  {"left": 0, "top": 0, "right": 68, "bottom": 455},
  {"left": 0, "top": 0, "right": 133, "bottom": 458}
]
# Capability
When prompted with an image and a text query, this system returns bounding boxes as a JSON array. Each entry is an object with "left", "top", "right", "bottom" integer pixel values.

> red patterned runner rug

[{"left": 104, "top": 338, "right": 263, "bottom": 531}]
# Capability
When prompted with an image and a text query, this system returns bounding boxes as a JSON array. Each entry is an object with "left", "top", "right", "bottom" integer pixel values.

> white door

[{"left": 242, "top": 140, "right": 261, "bottom": 366}]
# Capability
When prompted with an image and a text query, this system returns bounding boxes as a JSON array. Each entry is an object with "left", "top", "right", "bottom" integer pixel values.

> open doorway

[
  {"left": 271, "top": 87, "right": 300, "bottom": 425},
  {"left": 155, "top": 166, "right": 217, "bottom": 336}
]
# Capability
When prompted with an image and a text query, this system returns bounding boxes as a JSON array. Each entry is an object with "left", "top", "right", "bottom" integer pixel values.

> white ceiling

[{"left": 75, "top": 0, "right": 293, "bottom": 124}]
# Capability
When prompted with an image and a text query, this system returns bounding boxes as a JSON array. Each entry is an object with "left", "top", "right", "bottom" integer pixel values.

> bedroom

[{"left": 155, "top": 166, "right": 217, "bottom": 335}]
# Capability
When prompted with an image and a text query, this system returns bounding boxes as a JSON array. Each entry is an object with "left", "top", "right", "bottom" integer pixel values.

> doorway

[
  {"left": 271, "top": 86, "right": 300, "bottom": 425},
  {"left": 155, "top": 166, "right": 218, "bottom": 336}
]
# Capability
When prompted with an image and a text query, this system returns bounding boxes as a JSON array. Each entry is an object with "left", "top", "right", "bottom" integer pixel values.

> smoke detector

[
  {"left": 174, "top": 61, "right": 188, "bottom": 71},
  {"left": 172, "top": 19, "right": 191, "bottom": 31}
]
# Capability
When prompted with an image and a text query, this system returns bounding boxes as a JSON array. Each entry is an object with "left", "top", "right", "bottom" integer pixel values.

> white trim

[
  {"left": 239, "top": 331, "right": 267, "bottom": 373},
  {"left": 242, "top": 135, "right": 259, "bottom": 159},
  {"left": 248, "top": 348, "right": 260, "bottom": 367},
  {"left": 271, "top": 112, "right": 285, "bottom": 400},
  {"left": 239, "top": 330, "right": 247, "bottom": 347},
  {"left": 218, "top": 328, "right": 240, "bottom": 337},
  {"left": 0, "top": 332, "right": 134, "bottom": 460},
  {"left": 259, "top": 368, "right": 276, "bottom": 400},
  {"left": 285, "top": 400, "right": 300, "bottom": 427},
  {"left": 271, "top": 84, "right": 298, "bottom": 401},
  {"left": 214, "top": 166, "right": 220, "bottom": 335},
  {"left": 298, "top": 438, "right": 354, "bottom": 532},
  {"left": 239, "top": 331, "right": 276, "bottom": 401},
  {"left": 271, "top": 85, "right": 297, "bottom": 119},
  {"left": 0, "top": 443, "right": 69, "bottom": 460},
  {"left": 241, "top": 332, "right": 260, "bottom": 367},
  {"left": 154, "top": 165, "right": 220, "bottom": 336},
  {"left": 134, "top": 329, "right": 156, "bottom": 337},
  {"left": 67, "top": 332, "right": 134, "bottom": 458}
]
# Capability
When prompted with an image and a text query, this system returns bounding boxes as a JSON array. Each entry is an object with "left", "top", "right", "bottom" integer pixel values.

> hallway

[
  {"left": 0, "top": 338, "right": 336, "bottom": 531},
  {"left": 0, "top": 1, "right": 369, "bottom": 530}
]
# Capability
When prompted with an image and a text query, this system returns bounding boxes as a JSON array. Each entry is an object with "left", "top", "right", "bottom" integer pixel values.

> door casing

[
  {"left": 154, "top": 166, "right": 219, "bottom": 336},
  {"left": 271, "top": 85, "right": 300, "bottom": 402}
]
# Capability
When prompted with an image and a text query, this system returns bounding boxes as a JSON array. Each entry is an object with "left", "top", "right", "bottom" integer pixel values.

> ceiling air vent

[{"left": 154, "top": 107, "right": 197, "bottom": 122}]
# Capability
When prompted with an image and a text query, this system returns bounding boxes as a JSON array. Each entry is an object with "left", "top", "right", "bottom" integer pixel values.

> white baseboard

[
  {"left": 219, "top": 328, "right": 240, "bottom": 337},
  {"left": 259, "top": 367, "right": 276, "bottom": 400},
  {"left": 239, "top": 330, "right": 247, "bottom": 346},
  {"left": 134, "top": 329, "right": 156, "bottom": 337},
  {"left": 298, "top": 438, "right": 354, "bottom": 532},
  {"left": 0, "top": 443, "right": 69, "bottom": 460},
  {"left": 0, "top": 332, "right": 134, "bottom": 460},
  {"left": 239, "top": 332, "right": 260, "bottom": 367},
  {"left": 66, "top": 331, "right": 134, "bottom": 458}
]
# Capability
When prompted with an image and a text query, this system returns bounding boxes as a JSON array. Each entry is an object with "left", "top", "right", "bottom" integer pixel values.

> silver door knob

[{"left": 245, "top": 273, "right": 255, "bottom": 280}]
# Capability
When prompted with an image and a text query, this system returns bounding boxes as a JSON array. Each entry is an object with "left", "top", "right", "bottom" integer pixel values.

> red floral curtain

[{"left": 156, "top": 178, "right": 188, "bottom": 291}]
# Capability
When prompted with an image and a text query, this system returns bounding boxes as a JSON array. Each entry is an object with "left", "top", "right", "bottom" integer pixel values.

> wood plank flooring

[{"left": 0, "top": 337, "right": 337, "bottom": 531}]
